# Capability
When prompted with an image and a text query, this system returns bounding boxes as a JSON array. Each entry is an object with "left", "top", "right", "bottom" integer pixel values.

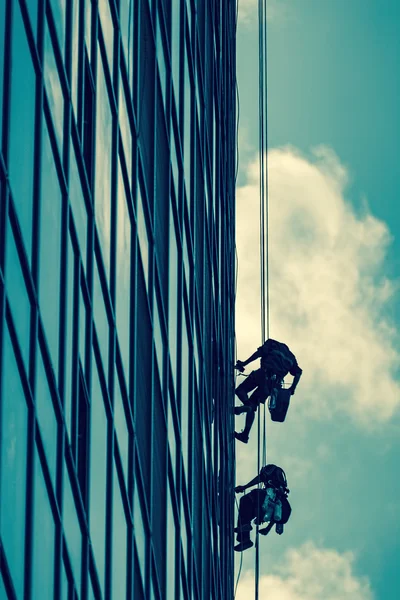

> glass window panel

[
  {"left": 98, "top": 0, "right": 114, "bottom": 70},
  {"left": 156, "top": 17, "right": 167, "bottom": 106},
  {"left": 136, "top": 185, "right": 150, "bottom": 291},
  {"left": 93, "top": 261, "right": 109, "bottom": 369},
  {"left": 180, "top": 505, "right": 188, "bottom": 569},
  {"left": 114, "top": 374, "right": 129, "bottom": 483},
  {"left": 85, "top": 0, "right": 92, "bottom": 60},
  {"left": 69, "top": 145, "right": 88, "bottom": 265},
  {"left": 8, "top": 2, "right": 36, "bottom": 261},
  {"left": 89, "top": 356, "right": 108, "bottom": 594},
  {"left": 49, "top": 0, "right": 66, "bottom": 56},
  {"left": 181, "top": 316, "right": 190, "bottom": 475},
  {"left": 0, "top": 1, "right": 4, "bottom": 143},
  {"left": 171, "top": 128, "right": 179, "bottom": 196},
  {"left": 168, "top": 398, "right": 177, "bottom": 477},
  {"left": 116, "top": 164, "right": 131, "bottom": 378},
  {"left": 95, "top": 52, "right": 113, "bottom": 281},
  {"left": 35, "top": 349, "right": 58, "bottom": 485},
  {"left": 133, "top": 489, "right": 146, "bottom": 582},
  {"left": 168, "top": 209, "right": 179, "bottom": 385},
  {"left": 70, "top": 0, "right": 80, "bottom": 118},
  {"left": 171, "top": 0, "right": 180, "bottom": 99},
  {"left": 39, "top": 120, "right": 62, "bottom": 372},
  {"left": 44, "top": 20, "right": 64, "bottom": 150},
  {"left": 63, "top": 469, "right": 82, "bottom": 591},
  {"left": 153, "top": 298, "right": 164, "bottom": 385},
  {"left": 118, "top": 83, "right": 132, "bottom": 171},
  {"left": 120, "top": 0, "right": 134, "bottom": 71},
  {"left": 5, "top": 221, "right": 31, "bottom": 369},
  {"left": 166, "top": 489, "right": 176, "bottom": 598},
  {"left": 79, "top": 285, "right": 87, "bottom": 364},
  {"left": 112, "top": 470, "right": 127, "bottom": 600},
  {"left": 25, "top": 0, "right": 38, "bottom": 34},
  {"left": 60, "top": 563, "right": 69, "bottom": 600},
  {"left": 64, "top": 237, "right": 76, "bottom": 438},
  {"left": 0, "top": 328, "right": 28, "bottom": 600},
  {"left": 183, "top": 51, "right": 191, "bottom": 199},
  {"left": 32, "top": 455, "right": 55, "bottom": 600}
]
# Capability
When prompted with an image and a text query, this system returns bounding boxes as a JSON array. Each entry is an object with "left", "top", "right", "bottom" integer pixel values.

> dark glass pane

[
  {"left": 114, "top": 373, "right": 129, "bottom": 484},
  {"left": 39, "top": 120, "right": 62, "bottom": 372},
  {"left": 93, "top": 261, "right": 109, "bottom": 370},
  {"left": 89, "top": 356, "right": 108, "bottom": 594},
  {"left": 63, "top": 468, "right": 83, "bottom": 592},
  {"left": 32, "top": 455, "right": 55, "bottom": 600},
  {"left": 44, "top": 20, "right": 64, "bottom": 150},
  {"left": 69, "top": 145, "right": 88, "bottom": 266},
  {"left": 115, "top": 164, "right": 131, "bottom": 379},
  {"left": 5, "top": 221, "right": 31, "bottom": 369},
  {"left": 64, "top": 237, "right": 76, "bottom": 440},
  {"left": 95, "top": 52, "right": 112, "bottom": 281},
  {"left": 8, "top": 3, "right": 36, "bottom": 261},
  {"left": 0, "top": 328, "right": 28, "bottom": 600},
  {"left": 35, "top": 348, "right": 59, "bottom": 485},
  {"left": 112, "top": 470, "right": 127, "bottom": 599}
]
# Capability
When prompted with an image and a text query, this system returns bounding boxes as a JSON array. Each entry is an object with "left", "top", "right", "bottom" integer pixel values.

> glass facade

[{"left": 0, "top": 1, "right": 236, "bottom": 598}]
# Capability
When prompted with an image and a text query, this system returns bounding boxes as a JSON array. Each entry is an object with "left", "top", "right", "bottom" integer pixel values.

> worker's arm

[
  {"left": 235, "top": 350, "right": 261, "bottom": 371},
  {"left": 235, "top": 474, "right": 261, "bottom": 493},
  {"left": 288, "top": 366, "right": 302, "bottom": 395}
]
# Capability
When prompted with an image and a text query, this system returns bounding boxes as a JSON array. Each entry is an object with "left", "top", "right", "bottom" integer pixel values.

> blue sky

[{"left": 234, "top": 1, "right": 400, "bottom": 598}]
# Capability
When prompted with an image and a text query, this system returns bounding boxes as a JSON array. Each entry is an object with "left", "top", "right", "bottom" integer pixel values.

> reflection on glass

[
  {"left": 6, "top": 222, "right": 31, "bottom": 369},
  {"left": 39, "top": 120, "right": 62, "bottom": 372},
  {"left": 112, "top": 468, "right": 127, "bottom": 599},
  {"left": 98, "top": 0, "right": 114, "bottom": 70},
  {"left": 0, "top": 1, "right": 4, "bottom": 142},
  {"left": 171, "top": 0, "right": 181, "bottom": 99},
  {"left": 49, "top": 0, "right": 66, "bottom": 56},
  {"left": 170, "top": 130, "right": 179, "bottom": 198},
  {"left": 64, "top": 240, "right": 75, "bottom": 440},
  {"left": 69, "top": 144, "right": 88, "bottom": 265},
  {"left": 181, "top": 315, "right": 191, "bottom": 475},
  {"left": 114, "top": 374, "right": 129, "bottom": 483},
  {"left": 168, "top": 208, "right": 179, "bottom": 385},
  {"left": 63, "top": 467, "right": 82, "bottom": 591},
  {"left": 119, "top": 0, "right": 133, "bottom": 71},
  {"left": 116, "top": 164, "right": 131, "bottom": 378},
  {"left": 136, "top": 185, "right": 150, "bottom": 290},
  {"left": 183, "top": 52, "right": 192, "bottom": 199},
  {"left": 44, "top": 21, "right": 64, "bottom": 150},
  {"left": 0, "top": 328, "right": 28, "bottom": 600},
  {"left": 70, "top": 0, "right": 79, "bottom": 117},
  {"left": 168, "top": 395, "right": 177, "bottom": 477},
  {"left": 89, "top": 356, "right": 108, "bottom": 594},
  {"left": 36, "top": 349, "right": 58, "bottom": 486},
  {"left": 95, "top": 51, "right": 112, "bottom": 281},
  {"left": 119, "top": 85, "right": 132, "bottom": 172},
  {"left": 166, "top": 489, "right": 176, "bottom": 598},
  {"left": 93, "top": 262, "right": 109, "bottom": 369},
  {"left": 32, "top": 455, "right": 55, "bottom": 600},
  {"left": 79, "top": 285, "right": 87, "bottom": 364},
  {"left": 153, "top": 297, "right": 164, "bottom": 385},
  {"left": 133, "top": 488, "right": 146, "bottom": 582},
  {"left": 9, "top": 2, "right": 35, "bottom": 261},
  {"left": 156, "top": 16, "right": 167, "bottom": 106}
]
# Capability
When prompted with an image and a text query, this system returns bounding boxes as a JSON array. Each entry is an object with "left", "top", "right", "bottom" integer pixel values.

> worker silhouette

[
  {"left": 234, "top": 338, "right": 302, "bottom": 443},
  {"left": 234, "top": 464, "right": 291, "bottom": 552}
]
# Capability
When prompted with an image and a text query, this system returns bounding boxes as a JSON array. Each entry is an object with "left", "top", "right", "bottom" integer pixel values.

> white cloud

[
  {"left": 235, "top": 146, "right": 400, "bottom": 426},
  {"left": 238, "top": 0, "right": 289, "bottom": 26},
  {"left": 236, "top": 542, "right": 373, "bottom": 600}
]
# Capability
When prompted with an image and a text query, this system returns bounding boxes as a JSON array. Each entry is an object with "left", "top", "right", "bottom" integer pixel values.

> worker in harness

[
  {"left": 234, "top": 464, "right": 291, "bottom": 552},
  {"left": 234, "top": 338, "right": 302, "bottom": 443}
]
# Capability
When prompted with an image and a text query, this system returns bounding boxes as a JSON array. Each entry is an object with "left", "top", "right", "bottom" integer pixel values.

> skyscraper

[{"left": 0, "top": 1, "right": 236, "bottom": 598}]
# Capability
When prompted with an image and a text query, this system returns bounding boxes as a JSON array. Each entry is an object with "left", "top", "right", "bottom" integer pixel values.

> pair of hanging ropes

[{"left": 256, "top": 0, "right": 269, "bottom": 597}]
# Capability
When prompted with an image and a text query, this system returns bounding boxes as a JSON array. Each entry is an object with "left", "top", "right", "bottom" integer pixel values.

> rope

[{"left": 255, "top": 0, "right": 269, "bottom": 597}]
